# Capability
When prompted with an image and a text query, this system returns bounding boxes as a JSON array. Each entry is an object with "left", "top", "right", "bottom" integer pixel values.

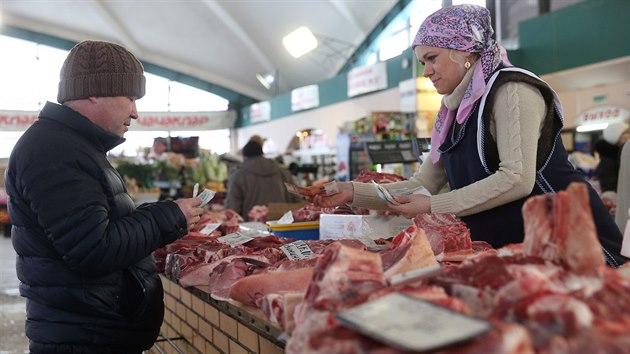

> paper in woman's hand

[{"left": 372, "top": 181, "right": 401, "bottom": 205}]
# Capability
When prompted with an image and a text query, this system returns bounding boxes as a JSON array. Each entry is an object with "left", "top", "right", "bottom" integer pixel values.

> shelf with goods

[
  {"left": 113, "top": 149, "right": 228, "bottom": 206},
  {"left": 337, "top": 111, "right": 420, "bottom": 181},
  {"left": 289, "top": 131, "right": 337, "bottom": 186}
]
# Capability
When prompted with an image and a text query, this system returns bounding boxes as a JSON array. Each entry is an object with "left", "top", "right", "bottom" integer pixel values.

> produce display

[{"left": 153, "top": 172, "right": 630, "bottom": 353}]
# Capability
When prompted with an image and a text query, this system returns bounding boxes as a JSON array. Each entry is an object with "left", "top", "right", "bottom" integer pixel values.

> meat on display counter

[{"left": 147, "top": 275, "right": 284, "bottom": 354}]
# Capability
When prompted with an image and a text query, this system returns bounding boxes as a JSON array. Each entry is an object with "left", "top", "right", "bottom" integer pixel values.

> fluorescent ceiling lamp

[
  {"left": 576, "top": 122, "right": 609, "bottom": 132},
  {"left": 256, "top": 72, "right": 275, "bottom": 90},
  {"left": 283, "top": 26, "right": 318, "bottom": 58}
]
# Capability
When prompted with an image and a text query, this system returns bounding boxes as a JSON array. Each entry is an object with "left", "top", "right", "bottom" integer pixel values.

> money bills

[
  {"left": 192, "top": 183, "right": 199, "bottom": 198},
  {"left": 372, "top": 180, "right": 401, "bottom": 205},
  {"left": 198, "top": 189, "right": 216, "bottom": 207}
]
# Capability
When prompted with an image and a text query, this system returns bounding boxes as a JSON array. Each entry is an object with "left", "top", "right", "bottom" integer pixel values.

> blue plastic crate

[
  {"left": 267, "top": 220, "right": 320, "bottom": 240},
  {"left": 272, "top": 228, "right": 319, "bottom": 240}
]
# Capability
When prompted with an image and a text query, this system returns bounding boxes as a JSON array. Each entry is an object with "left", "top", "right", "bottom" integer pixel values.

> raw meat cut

[
  {"left": 414, "top": 213, "right": 473, "bottom": 261},
  {"left": 523, "top": 182, "right": 605, "bottom": 275},
  {"left": 380, "top": 225, "right": 437, "bottom": 279},
  {"left": 229, "top": 268, "right": 314, "bottom": 307}
]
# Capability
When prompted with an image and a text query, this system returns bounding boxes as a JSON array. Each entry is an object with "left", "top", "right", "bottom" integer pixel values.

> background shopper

[{"left": 226, "top": 139, "right": 300, "bottom": 220}]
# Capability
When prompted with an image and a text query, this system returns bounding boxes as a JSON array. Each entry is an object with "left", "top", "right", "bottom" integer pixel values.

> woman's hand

[
  {"left": 388, "top": 194, "right": 431, "bottom": 219},
  {"left": 312, "top": 182, "right": 353, "bottom": 208},
  {"left": 174, "top": 196, "right": 204, "bottom": 229}
]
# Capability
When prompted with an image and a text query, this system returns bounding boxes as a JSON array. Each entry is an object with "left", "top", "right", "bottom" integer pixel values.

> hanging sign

[
  {"left": 0, "top": 111, "right": 39, "bottom": 131},
  {"left": 347, "top": 62, "right": 388, "bottom": 98},
  {"left": 399, "top": 78, "right": 417, "bottom": 113},
  {"left": 576, "top": 105, "right": 629, "bottom": 125},
  {"left": 132, "top": 111, "right": 236, "bottom": 131},
  {"left": 291, "top": 84, "right": 320, "bottom": 112},
  {"left": 0, "top": 110, "right": 236, "bottom": 132},
  {"left": 250, "top": 101, "right": 271, "bottom": 123}
]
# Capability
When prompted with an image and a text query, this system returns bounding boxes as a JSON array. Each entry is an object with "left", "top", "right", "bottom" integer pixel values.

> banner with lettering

[
  {"left": 0, "top": 110, "right": 236, "bottom": 131},
  {"left": 291, "top": 84, "right": 320, "bottom": 112},
  {"left": 576, "top": 105, "right": 629, "bottom": 125},
  {"left": 347, "top": 62, "right": 388, "bottom": 98}
]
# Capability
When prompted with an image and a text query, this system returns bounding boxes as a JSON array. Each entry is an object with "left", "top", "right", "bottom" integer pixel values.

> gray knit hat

[{"left": 57, "top": 40, "right": 146, "bottom": 103}]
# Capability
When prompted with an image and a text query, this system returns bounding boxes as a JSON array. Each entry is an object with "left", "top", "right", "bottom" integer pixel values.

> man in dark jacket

[
  {"left": 226, "top": 140, "right": 301, "bottom": 220},
  {"left": 4, "top": 40, "right": 204, "bottom": 354}
]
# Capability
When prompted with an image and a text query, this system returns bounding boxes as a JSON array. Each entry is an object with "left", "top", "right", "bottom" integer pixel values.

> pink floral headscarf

[{"left": 412, "top": 4, "right": 508, "bottom": 163}]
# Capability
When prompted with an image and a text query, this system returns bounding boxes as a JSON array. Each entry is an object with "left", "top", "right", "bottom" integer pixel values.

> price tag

[
  {"left": 277, "top": 211, "right": 295, "bottom": 225},
  {"left": 337, "top": 293, "right": 491, "bottom": 352},
  {"left": 279, "top": 240, "right": 315, "bottom": 261},
  {"left": 199, "top": 223, "right": 221, "bottom": 235},
  {"left": 217, "top": 232, "right": 255, "bottom": 248}
]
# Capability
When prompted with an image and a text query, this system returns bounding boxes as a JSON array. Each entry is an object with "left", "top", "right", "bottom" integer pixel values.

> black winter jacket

[
  {"left": 594, "top": 139, "right": 621, "bottom": 192},
  {"left": 5, "top": 102, "right": 188, "bottom": 353}
]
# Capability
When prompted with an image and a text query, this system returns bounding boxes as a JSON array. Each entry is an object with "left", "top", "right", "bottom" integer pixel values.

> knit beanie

[
  {"left": 57, "top": 40, "right": 146, "bottom": 103},
  {"left": 242, "top": 140, "right": 264, "bottom": 158},
  {"left": 603, "top": 121, "right": 629, "bottom": 145}
]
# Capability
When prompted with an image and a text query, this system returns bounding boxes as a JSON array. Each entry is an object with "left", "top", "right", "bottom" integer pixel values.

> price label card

[
  {"left": 337, "top": 293, "right": 491, "bottom": 352},
  {"left": 280, "top": 240, "right": 315, "bottom": 261},
  {"left": 199, "top": 223, "right": 221, "bottom": 235},
  {"left": 217, "top": 232, "right": 254, "bottom": 248},
  {"left": 277, "top": 211, "right": 295, "bottom": 225}
]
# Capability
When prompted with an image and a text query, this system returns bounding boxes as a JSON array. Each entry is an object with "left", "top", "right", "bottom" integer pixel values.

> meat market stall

[{"left": 147, "top": 171, "right": 630, "bottom": 354}]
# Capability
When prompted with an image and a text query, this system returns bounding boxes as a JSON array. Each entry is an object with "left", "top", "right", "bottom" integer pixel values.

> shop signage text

[
  {"left": 291, "top": 85, "right": 320, "bottom": 112},
  {"left": 0, "top": 111, "right": 39, "bottom": 131},
  {"left": 577, "top": 105, "right": 629, "bottom": 125},
  {"left": 250, "top": 101, "right": 271, "bottom": 123},
  {"left": 347, "top": 62, "right": 388, "bottom": 98},
  {"left": 0, "top": 110, "right": 235, "bottom": 132}
]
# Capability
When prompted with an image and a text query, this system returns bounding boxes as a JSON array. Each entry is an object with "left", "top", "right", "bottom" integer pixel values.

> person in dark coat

[
  {"left": 594, "top": 121, "right": 629, "bottom": 192},
  {"left": 4, "top": 40, "right": 205, "bottom": 354},
  {"left": 225, "top": 140, "right": 301, "bottom": 220}
]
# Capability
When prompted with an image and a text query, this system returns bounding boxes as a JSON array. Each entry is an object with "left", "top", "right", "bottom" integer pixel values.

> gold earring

[{"left": 464, "top": 60, "right": 471, "bottom": 70}]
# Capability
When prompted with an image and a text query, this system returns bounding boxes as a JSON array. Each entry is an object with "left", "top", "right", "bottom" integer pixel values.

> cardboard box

[
  {"left": 319, "top": 214, "right": 413, "bottom": 240},
  {"left": 266, "top": 202, "right": 308, "bottom": 221}
]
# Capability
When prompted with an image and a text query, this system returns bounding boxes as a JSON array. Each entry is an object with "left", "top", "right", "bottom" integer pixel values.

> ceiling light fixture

[
  {"left": 283, "top": 26, "right": 318, "bottom": 58},
  {"left": 256, "top": 73, "right": 275, "bottom": 90}
]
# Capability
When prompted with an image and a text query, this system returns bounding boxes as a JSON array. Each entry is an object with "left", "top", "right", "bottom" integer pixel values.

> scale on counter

[{"left": 365, "top": 137, "right": 430, "bottom": 164}]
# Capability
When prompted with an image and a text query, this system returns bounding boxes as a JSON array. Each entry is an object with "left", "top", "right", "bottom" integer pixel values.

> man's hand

[{"left": 175, "top": 196, "right": 204, "bottom": 229}]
